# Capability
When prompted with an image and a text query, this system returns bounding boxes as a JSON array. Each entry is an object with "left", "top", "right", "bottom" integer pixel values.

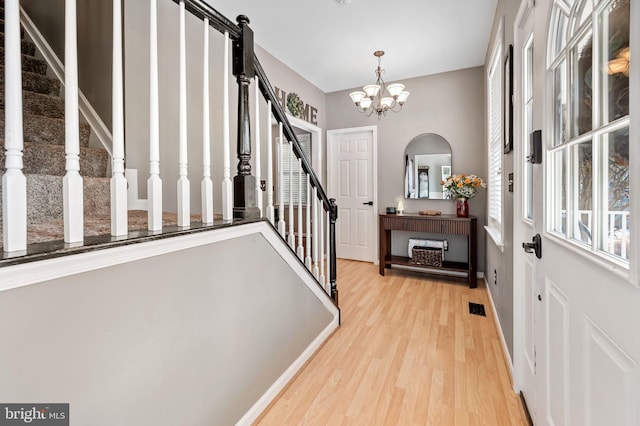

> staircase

[{"left": 0, "top": 8, "right": 112, "bottom": 246}]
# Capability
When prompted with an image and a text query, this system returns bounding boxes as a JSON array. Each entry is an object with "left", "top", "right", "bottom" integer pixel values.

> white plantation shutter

[
  {"left": 280, "top": 133, "right": 311, "bottom": 205},
  {"left": 488, "top": 43, "right": 503, "bottom": 231}
]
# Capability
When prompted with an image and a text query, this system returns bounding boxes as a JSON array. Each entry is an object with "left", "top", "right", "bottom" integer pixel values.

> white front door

[
  {"left": 327, "top": 127, "right": 377, "bottom": 262},
  {"left": 514, "top": 0, "right": 640, "bottom": 424},
  {"left": 513, "top": 1, "right": 538, "bottom": 420}
]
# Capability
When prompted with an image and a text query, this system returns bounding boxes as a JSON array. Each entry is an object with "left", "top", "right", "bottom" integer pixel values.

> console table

[{"left": 379, "top": 213, "right": 477, "bottom": 288}]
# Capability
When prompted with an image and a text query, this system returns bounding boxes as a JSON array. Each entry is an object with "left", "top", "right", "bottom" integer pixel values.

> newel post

[
  {"left": 232, "top": 15, "right": 259, "bottom": 219},
  {"left": 329, "top": 198, "right": 339, "bottom": 304}
]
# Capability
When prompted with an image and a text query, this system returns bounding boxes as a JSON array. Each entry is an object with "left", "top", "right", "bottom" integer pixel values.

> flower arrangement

[{"left": 441, "top": 174, "right": 486, "bottom": 200}]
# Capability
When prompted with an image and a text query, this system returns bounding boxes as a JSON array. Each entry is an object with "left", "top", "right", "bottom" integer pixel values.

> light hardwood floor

[{"left": 256, "top": 259, "right": 528, "bottom": 425}]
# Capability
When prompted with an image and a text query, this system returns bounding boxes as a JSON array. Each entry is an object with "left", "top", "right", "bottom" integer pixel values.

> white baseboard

[
  {"left": 236, "top": 318, "right": 338, "bottom": 425},
  {"left": 484, "top": 278, "right": 514, "bottom": 381}
]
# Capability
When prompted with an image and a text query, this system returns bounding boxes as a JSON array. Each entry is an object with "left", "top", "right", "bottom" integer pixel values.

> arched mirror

[{"left": 404, "top": 133, "right": 452, "bottom": 199}]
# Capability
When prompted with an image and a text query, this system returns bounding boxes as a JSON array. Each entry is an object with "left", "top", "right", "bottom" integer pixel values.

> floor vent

[{"left": 469, "top": 302, "right": 486, "bottom": 316}]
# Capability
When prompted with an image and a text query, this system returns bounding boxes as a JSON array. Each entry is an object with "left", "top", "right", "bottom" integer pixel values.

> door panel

[
  {"left": 585, "top": 318, "right": 636, "bottom": 426},
  {"left": 523, "top": 258, "right": 535, "bottom": 376},
  {"left": 545, "top": 279, "right": 568, "bottom": 426},
  {"left": 328, "top": 128, "right": 376, "bottom": 262}
]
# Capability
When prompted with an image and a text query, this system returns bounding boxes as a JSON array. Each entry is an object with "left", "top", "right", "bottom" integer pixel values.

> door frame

[
  {"left": 287, "top": 114, "right": 323, "bottom": 184},
  {"left": 327, "top": 125, "right": 378, "bottom": 264},
  {"left": 512, "top": 0, "right": 537, "bottom": 407}
]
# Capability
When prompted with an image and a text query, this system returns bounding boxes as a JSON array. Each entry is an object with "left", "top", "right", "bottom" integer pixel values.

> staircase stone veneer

[{"left": 0, "top": 11, "right": 112, "bottom": 247}]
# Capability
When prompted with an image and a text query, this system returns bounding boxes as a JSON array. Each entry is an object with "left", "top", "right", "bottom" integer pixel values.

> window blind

[
  {"left": 488, "top": 45, "right": 503, "bottom": 229},
  {"left": 279, "top": 133, "right": 311, "bottom": 205}
]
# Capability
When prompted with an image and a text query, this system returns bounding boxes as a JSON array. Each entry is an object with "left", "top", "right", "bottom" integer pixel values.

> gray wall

[
  {"left": 326, "top": 67, "right": 487, "bottom": 272},
  {"left": 22, "top": 0, "right": 113, "bottom": 130},
  {"left": 483, "top": 0, "right": 520, "bottom": 360},
  {"left": 0, "top": 231, "right": 334, "bottom": 425}
]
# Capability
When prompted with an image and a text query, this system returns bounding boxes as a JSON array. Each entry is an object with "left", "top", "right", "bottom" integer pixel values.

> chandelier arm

[{"left": 350, "top": 50, "right": 408, "bottom": 119}]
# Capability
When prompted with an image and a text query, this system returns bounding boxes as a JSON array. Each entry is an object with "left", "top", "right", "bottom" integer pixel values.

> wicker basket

[{"left": 411, "top": 247, "right": 443, "bottom": 267}]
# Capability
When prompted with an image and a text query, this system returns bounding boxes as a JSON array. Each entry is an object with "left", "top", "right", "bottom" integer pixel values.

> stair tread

[
  {"left": 0, "top": 211, "right": 204, "bottom": 248},
  {"left": 0, "top": 65, "right": 60, "bottom": 95},
  {"left": 0, "top": 90, "right": 65, "bottom": 119},
  {"left": 0, "top": 47, "right": 48, "bottom": 74},
  {"left": 0, "top": 109, "right": 91, "bottom": 147},
  {"left": 0, "top": 34, "right": 36, "bottom": 56},
  {"left": 0, "top": 20, "right": 25, "bottom": 39},
  {"left": 0, "top": 140, "right": 109, "bottom": 178},
  {"left": 0, "top": 173, "right": 111, "bottom": 226}
]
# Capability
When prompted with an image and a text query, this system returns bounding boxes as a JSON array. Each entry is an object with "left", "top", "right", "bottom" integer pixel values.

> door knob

[
  {"left": 362, "top": 201, "right": 373, "bottom": 206},
  {"left": 522, "top": 234, "right": 542, "bottom": 259}
]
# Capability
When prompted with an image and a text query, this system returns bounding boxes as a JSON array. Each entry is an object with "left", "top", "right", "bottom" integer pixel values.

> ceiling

[{"left": 208, "top": 0, "right": 498, "bottom": 93}]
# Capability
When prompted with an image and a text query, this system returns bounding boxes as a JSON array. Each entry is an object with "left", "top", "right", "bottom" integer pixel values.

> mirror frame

[{"left": 403, "top": 133, "right": 452, "bottom": 200}]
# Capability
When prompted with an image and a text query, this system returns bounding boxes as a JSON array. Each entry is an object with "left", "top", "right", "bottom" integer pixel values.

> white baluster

[
  {"left": 63, "top": 0, "right": 84, "bottom": 243},
  {"left": 265, "top": 101, "right": 274, "bottom": 225},
  {"left": 277, "top": 123, "right": 285, "bottom": 237},
  {"left": 296, "top": 158, "right": 304, "bottom": 259},
  {"left": 287, "top": 142, "right": 295, "bottom": 249},
  {"left": 111, "top": 0, "right": 128, "bottom": 237},
  {"left": 200, "top": 17, "right": 213, "bottom": 225},
  {"left": 305, "top": 175, "right": 312, "bottom": 269},
  {"left": 221, "top": 32, "right": 233, "bottom": 221},
  {"left": 609, "top": 214, "right": 615, "bottom": 254},
  {"left": 147, "top": 0, "right": 162, "bottom": 231},
  {"left": 254, "top": 77, "right": 263, "bottom": 217},
  {"left": 2, "top": 0, "right": 27, "bottom": 251},
  {"left": 177, "top": 0, "right": 190, "bottom": 227},
  {"left": 319, "top": 203, "right": 326, "bottom": 288},
  {"left": 312, "top": 187, "right": 319, "bottom": 279},
  {"left": 621, "top": 213, "right": 627, "bottom": 259}
]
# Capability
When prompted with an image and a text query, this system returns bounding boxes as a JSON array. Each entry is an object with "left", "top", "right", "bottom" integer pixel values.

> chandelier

[{"left": 349, "top": 50, "right": 410, "bottom": 119}]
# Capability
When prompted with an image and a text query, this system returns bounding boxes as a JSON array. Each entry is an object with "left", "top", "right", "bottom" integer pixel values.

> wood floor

[{"left": 256, "top": 259, "right": 528, "bottom": 425}]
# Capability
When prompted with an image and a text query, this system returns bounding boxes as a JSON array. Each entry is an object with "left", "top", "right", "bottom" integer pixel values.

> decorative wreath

[{"left": 286, "top": 92, "right": 304, "bottom": 117}]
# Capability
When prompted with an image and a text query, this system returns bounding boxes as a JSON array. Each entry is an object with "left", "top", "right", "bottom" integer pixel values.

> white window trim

[
  {"left": 544, "top": 0, "right": 634, "bottom": 273},
  {"left": 486, "top": 18, "right": 505, "bottom": 249}
]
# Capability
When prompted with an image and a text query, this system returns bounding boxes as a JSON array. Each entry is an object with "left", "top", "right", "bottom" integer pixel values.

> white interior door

[
  {"left": 327, "top": 127, "right": 377, "bottom": 262},
  {"left": 513, "top": 1, "right": 538, "bottom": 421},
  {"left": 514, "top": 1, "right": 640, "bottom": 425}
]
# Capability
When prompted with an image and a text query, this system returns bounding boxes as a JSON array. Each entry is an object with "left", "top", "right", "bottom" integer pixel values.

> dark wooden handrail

[
  {"left": 170, "top": 0, "right": 240, "bottom": 38},
  {"left": 253, "top": 58, "right": 331, "bottom": 211},
  {"left": 171, "top": 0, "right": 331, "bottom": 213},
  {"left": 167, "top": 0, "right": 338, "bottom": 304}
]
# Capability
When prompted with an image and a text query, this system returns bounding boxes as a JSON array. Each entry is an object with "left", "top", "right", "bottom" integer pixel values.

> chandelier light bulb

[
  {"left": 360, "top": 97, "right": 372, "bottom": 109},
  {"left": 363, "top": 84, "right": 381, "bottom": 98},
  {"left": 387, "top": 83, "right": 405, "bottom": 98},
  {"left": 349, "top": 91, "right": 365, "bottom": 104},
  {"left": 348, "top": 50, "right": 409, "bottom": 119}
]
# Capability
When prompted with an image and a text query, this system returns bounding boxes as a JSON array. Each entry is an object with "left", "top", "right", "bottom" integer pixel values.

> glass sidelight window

[
  {"left": 547, "top": 0, "right": 630, "bottom": 262},
  {"left": 523, "top": 35, "right": 534, "bottom": 221}
]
